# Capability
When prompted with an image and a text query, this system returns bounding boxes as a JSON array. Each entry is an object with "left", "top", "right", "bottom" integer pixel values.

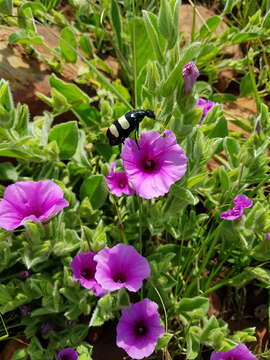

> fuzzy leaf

[
  {"left": 60, "top": 27, "right": 77, "bottom": 63},
  {"left": 49, "top": 121, "right": 79, "bottom": 160},
  {"left": 80, "top": 175, "right": 108, "bottom": 210}
]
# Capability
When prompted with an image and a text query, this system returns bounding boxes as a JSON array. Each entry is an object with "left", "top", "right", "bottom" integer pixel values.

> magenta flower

[
  {"left": 57, "top": 348, "right": 78, "bottom": 360},
  {"left": 0, "top": 180, "right": 69, "bottom": 231},
  {"left": 196, "top": 98, "right": 216, "bottom": 121},
  {"left": 121, "top": 130, "right": 187, "bottom": 199},
  {"left": 105, "top": 162, "right": 135, "bottom": 197},
  {"left": 71, "top": 252, "right": 106, "bottom": 297},
  {"left": 265, "top": 233, "right": 270, "bottom": 240},
  {"left": 220, "top": 194, "right": 253, "bottom": 221},
  {"left": 18, "top": 271, "right": 31, "bottom": 281},
  {"left": 210, "top": 343, "right": 258, "bottom": 360},
  {"left": 20, "top": 304, "right": 31, "bottom": 316},
  {"left": 94, "top": 244, "right": 151, "bottom": 292},
  {"left": 183, "top": 61, "right": 200, "bottom": 94},
  {"left": 116, "top": 299, "right": 164, "bottom": 359},
  {"left": 220, "top": 206, "right": 244, "bottom": 221},
  {"left": 41, "top": 322, "right": 54, "bottom": 336},
  {"left": 233, "top": 194, "right": 253, "bottom": 209}
]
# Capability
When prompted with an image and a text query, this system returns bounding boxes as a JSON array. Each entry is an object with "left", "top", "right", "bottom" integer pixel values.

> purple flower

[
  {"left": 121, "top": 130, "right": 187, "bottom": 199},
  {"left": 18, "top": 271, "right": 31, "bottom": 281},
  {"left": 116, "top": 299, "right": 164, "bottom": 359},
  {"left": 20, "top": 304, "right": 31, "bottom": 316},
  {"left": 196, "top": 98, "right": 216, "bottom": 121},
  {"left": 220, "top": 194, "right": 253, "bottom": 221},
  {"left": 233, "top": 194, "right": 253, "bottom": 209},
  {"left": 41, "top": 322, "right": 54, "bottom": 336},
  {"left": 71, "top": 252, "right": 106, "bottom": 297},
  {"left": 105, "top": 162, "right": 135, "bottom": 197},
  {"left": 0, "top": 180, "right": 69, "bottom": 231},
  {"left": 220, "top": 206, "right": 244, "bottom": 221},
  {"left": 210, "top": 343, "right": 258, "bottom": 360},
  {"left": 183, "top": 61, "right": 200, "bottom": 95},
  {"left": 94, "top": 244, "right": 151, "bottom": 292},
  {"left": 265, "top": 233, "right": 270, "bottom": 240},
  {"left": 57, "top": 348, "right": 78, "bottom": 360}
]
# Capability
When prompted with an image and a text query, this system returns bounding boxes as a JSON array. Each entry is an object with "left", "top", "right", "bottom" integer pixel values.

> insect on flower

[{"left": 106, "top": 109, "right": 155, "bottom": 146}]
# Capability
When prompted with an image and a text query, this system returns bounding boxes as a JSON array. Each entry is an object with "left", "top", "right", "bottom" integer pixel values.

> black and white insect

[{"left": 106, "top": 109, "right": 155, "bottom": 146}]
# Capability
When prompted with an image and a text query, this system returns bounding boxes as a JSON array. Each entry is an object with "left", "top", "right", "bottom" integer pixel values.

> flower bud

[{"left": 182, "top": 62, "right": 200, "bottom": 95}]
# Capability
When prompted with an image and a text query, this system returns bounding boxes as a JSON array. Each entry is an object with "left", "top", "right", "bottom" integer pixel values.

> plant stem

[
  {"left": 112, "top": 197, "right": 127, "bottom": 244},
  {"left": 132, "top": 0, "right": 137, "bottom": 108},
  {"left": 248, "top": 55, "right": 261, "bottom": 113}
]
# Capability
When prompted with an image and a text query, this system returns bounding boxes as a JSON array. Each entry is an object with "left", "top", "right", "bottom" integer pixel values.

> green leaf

[
  {"left": 18, "top": 5, "right": 36, "bottom": 32},
  {"left": 217, "top": 166, "right": 230, "bottom": 192},
  {"left": 263, "top": 9, "right": 270, "bottom": 28},
  {"left": 50, "top": 74, "right": 90, "bottom": 106},
  {"left": 178, "top": 297, "right": 209, "bottom": 323},
  {"left": 223, "top": 0, "right": 238, "bottom": 13},
  {"left": 73, "top": 103, "right": 101, "bottom": 126},
  {"left": 258, "top": 103, "right": 270, "bottom": 134},
  {"left": 180, "top": 42, "right": 202, "bottom": 65},
  {"left": 200, "top": 316, "right": 220, "bottom": 342},
  {"left": 20, "top": 2, "right": 46, "bottom": 15},
  {"left": 211, "top": 93, "right": 236, "bottom": 103},
  {"left": 240, "top": 73, "right": 253, "bottom": 97},
  {"left": 60, "top": 27, "right": 77, "bottom": 63},
  {"left": 208, "top": 116, "right": 228, "bottom": 138},
  {"left": 159, "top": 57, "right": 184, "bottom": 97},
  {"left": 156, "top": 332, "right": 173, "bottom": 350},
  {"left": 231, "top": 327, "right": 256, "bottom": 343},
  {"left": 252, "top": 240, "right": 270, "bottom": 261},
  {"left": 0, "top": 162, "right": 18, "bottom": 181},
  {"left": 73, "top": 129, "right": 90, "bottom": 166},
  {"left": 187, "top": 327, "right": 201, "bottom": 359},
  {"left": 0, "top": 79, "right": 14, "bottom": 114},
  {"left": 111, "top": 0, "right": 122, "bottom": 51},
  {"left": 80, "top": 34, "right": 93, "bottom": 57},
  {"left": 89, "top": 293, "right": 116, "bottom": 327},
  {"left": 9, "top": 30, "right": 43, "bottom": 45},
  {"left": 223, "top": 137, "right": 240, "bottom": 167},
  {"left": 163, "top": 186, "right": 198, "bottom": 216},
  {"left": 48, "top": 121, "right": 79, "bottom": 160},
  {"left": 116, "top": 288, "right": 130, "bottom": 309},
  {"left": 142, "top": 11, "right": 165, "bottom": 64},
  {"left": 11, "top": 349, "right": 27, "bottom": 360},
  {"left": 0, "top": 0, "right": 12, "bottom": 15},
  {"left": 130, "top": 18, "right": 156, "bottom": 105},
  {"left": 158, "top": 0, "right": 174, "bottom": 45},
  {"left": 229, "top": 267, "right": 270, "bottom": 288},
  {"left": 13, "top": 103, "right": 30, "bottom": 136},
  {"left": 80, "top": 175, "right": 108, "bottom": 210},
  {"left": 53, "top": 229, "right": 80, "bottom": 256},
  {"left": 199, "top": 16, "right": 222, "bottom": 38},
  {"left": 231, "top": 32, "right": 263, "bottom": 44}
]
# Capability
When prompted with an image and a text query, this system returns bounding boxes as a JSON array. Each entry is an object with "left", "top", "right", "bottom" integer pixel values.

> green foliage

[
  {"left": 60, "top": 27, "right": 78, "bottom": 63},
  {"left": 80, "top": 175, "right": 108, "bottom": 210},
  {"left": 0, "top": 1, "right": 270, "bottom": 359},
  {"left": 49, "top": 121, "right": 79, "bottom": 160}
]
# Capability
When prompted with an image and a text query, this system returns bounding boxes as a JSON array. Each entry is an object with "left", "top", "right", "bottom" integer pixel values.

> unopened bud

[{"left": 182, "top": 62, "right": 200, "bottom": 95}]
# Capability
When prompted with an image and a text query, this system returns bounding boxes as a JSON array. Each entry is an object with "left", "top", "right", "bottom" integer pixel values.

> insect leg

[{"left": 134, "top": 130, "right": 140, "bottom": 150}]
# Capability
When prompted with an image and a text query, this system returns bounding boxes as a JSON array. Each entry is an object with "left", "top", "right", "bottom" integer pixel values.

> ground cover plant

[{"left": 0, "top": 0, "right": 270, "bottom": 359}]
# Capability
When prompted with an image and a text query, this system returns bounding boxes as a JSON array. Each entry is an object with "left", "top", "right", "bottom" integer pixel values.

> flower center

[
  {"left": 60, "top": 356, "right": 69, "bottom": 360},
  {"left": 118, "top": 182, "right": 125, "bottom": 188},
  {"left": 228, "top": 357, "right": 235, "bottom": 360},
  {"left": 134, "top": 322, "right": 147, "bottom": 336},
  {"left": 143, "top": 159, "right": 156, "bottom": 171},
  {"left": 112, "top": 272, "right": 126, "bottom": 283},
  {"left": 81, "top": 268, "right": 94, "bottom": 280}
]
